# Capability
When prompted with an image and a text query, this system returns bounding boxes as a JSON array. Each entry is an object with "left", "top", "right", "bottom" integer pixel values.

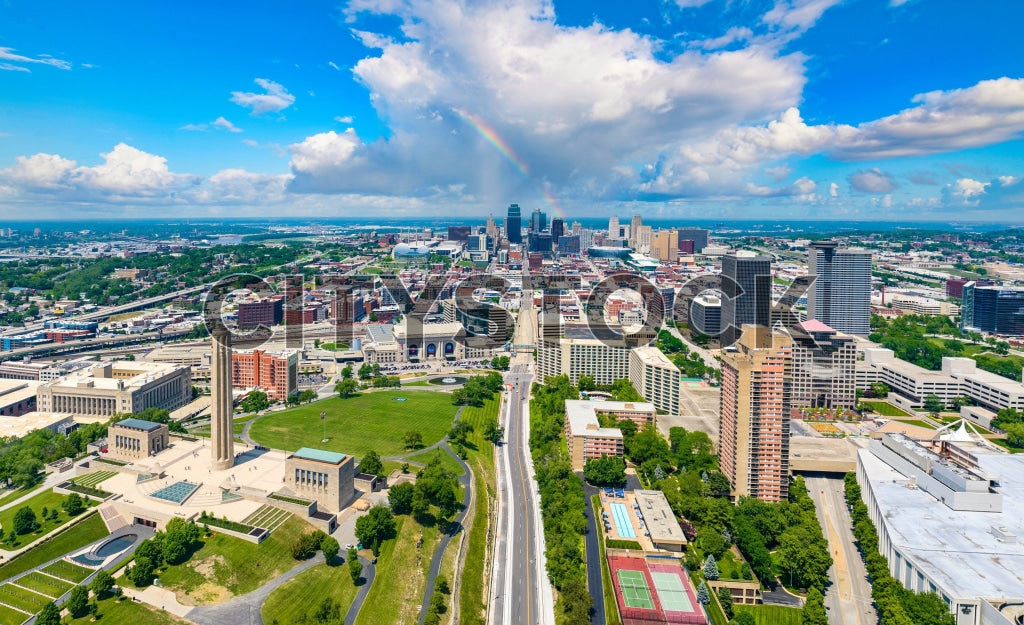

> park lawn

[
  {"left": 261, "top": 563, "right": 360, "bottom": 624},
  {"left": 899, "top": 419, "right": 938, "bottom": 429},
  {"left": 404, "top": 448, "right": 466, "bottom": 479},
  {"left": 65, "top": 595, "right": 188, "bottom": 625},
  {"left": 39, "top": 560, "right": 93, "bottom": 583},
  {"left": 988, "top": 437, "right": 1024, "bottom": 453},
  {"left": 458, "top": 398, "right": 500, "bottom": 625},
  {"left": 0, "top": 602, "right": 30, "bottom": 625},
  {"left": 12, "top": 571, "right": 71, "bottom": 598},
  {"left": 735, "top": 604, "right": 803, "bottom": 625},
  {"left": 0, "top": 583, "right": 49, "bottom": 613},
  {"left": 0, "top": 490, "right": 96, "bottom": 550},
  {"left": 354, "top": 517, "right": 441, "bottom": 625},
  {"left": 858, "top": 401, "right": 912, "bottom": 417},
  {"left": 0, "top": 513, "right": 107, "bottom": 582},
  {"left": 0, "top": 484, "right": 44, "bottom": 509},
  {"left": 717, "top": 548, "right": 751, "bottom": 582},
  {"left": 250, "top": 391, "right": 459, "bottom": 458},
  {"left": 155, "top": 516, "right": 315, "bottom": 605}
]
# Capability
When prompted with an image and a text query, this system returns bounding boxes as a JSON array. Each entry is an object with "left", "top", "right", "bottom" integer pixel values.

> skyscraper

[
  {"left": 608, "top": 215, "right": 619, "bottom": 239},
  {"left": 550, "top": 218, "right": 564, "bottom": 245},
  {"left": 650, "top": 230, "right": 678, "bottom": 262},
  {"left": 486, "top": 214, "right": 497, "bottom": 240},
  {"left": 676, "top": 228, "right": 710, "bottom": 253},
  {"left": 961, "top": 283, "right": 1024, "bottom": 335},
  {"left": 721, "top": 251, "right": 772, "bottom": 346},
  {"left": 530, "top": 208, "right": 547, "bottom": 232},
  {"left": 719, "top": 325, "right": 792, "bottom": 502},
  {"left": 505, "top": 203, "right": 522, "bottom": 244},
  {"left": 807, "top": 241, "right": 872, "bottom": 335},
  {"left": 210, "top": 324, "right": 235, "bottom": 471},
  {"left": 629, "top": 214, "right": 643, "bottom": 247}
]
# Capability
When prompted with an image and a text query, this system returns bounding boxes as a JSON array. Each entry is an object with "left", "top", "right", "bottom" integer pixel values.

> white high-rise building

[{"left": 608, "top": 215, "right": 620, "bottom": 239}]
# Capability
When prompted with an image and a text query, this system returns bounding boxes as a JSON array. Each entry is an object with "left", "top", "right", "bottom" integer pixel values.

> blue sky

[{"left": 1, "top": 0, "right": 1022, "bottom": 222}]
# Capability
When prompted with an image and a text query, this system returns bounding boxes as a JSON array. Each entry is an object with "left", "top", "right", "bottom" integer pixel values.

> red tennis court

[
  {"left": 647, "top": 562, "right": 706, "bottom": 625},
  {"left": 608, "top": 554, "right": 664, "bottom": 625}
]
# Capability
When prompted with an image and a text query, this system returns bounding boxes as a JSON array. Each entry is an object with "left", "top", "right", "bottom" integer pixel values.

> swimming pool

[{"left": 610, "top": 502, "right": 636, "bottom": 539}]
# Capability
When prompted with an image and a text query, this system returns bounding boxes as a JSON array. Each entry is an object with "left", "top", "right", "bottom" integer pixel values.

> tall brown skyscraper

[
  {"left": 210, "top": 324, "right": 235, "bottom": 471},
  {"left": 719, "top": 325, "right": 792, "bottom": 502}
]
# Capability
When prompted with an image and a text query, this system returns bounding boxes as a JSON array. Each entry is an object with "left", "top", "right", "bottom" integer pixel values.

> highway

[
  {"left": 806, "top": 475, "right": 877, "bottom": 625},
  {"left": 490, "top": 285, "right": 554, "bottom": 625}
]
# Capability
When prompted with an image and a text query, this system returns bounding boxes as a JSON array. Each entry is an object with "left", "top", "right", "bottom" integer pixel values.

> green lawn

[
  {"left": 0, "top": 489, "right": 95, "bottom": 550},
  {"left": 0, "top": 602, "right": 30, "bottom": 625},
  {"left": 458, "top": 398, "right": 500, "bottom": 625},
  {"left": 261, "top": 563, "right": 361, "bottom": 624},
  {"left": 0, "top": 583, "right": 49, "bottom": 613},
  {"left": 899, "top": 419, "right": 938, "bottom": 429},
  {"left": 0, "top": 513, "right": 108, "bottom": 582},
  {"left": 354, "top": 517, "right": 441, "bottom": 625},
  {"left": 65, "top": 595, "right": 188, "bottom": 625},
  {"left": 250, "top": 391, "right": 459, "bottom": 457},
  {"left": 717, "top": 549, "right": 752, "bottom": 582},
  {"left": 735, "top": 604, "right": 803, "bottom": 625},
  {"left": 70, "top": 471, "right": 117, "bottom": 488},
  {"left": 11, "top": 571, "right": 72, "bottom": 598},
  {"left": 39, "top": 559, "right": 93, "bottom": 583},
  {"left": 0, "top": 484, "right": 44, "bottom": 509},
  {"left": 403, "top": 448, "right": 466, "bottom": 478},
  {"left": 858, "top": 401, "right": 913, "bottom": 417},
  {"left": 988, "top": 437, "right": 1024, "bottom": 453},
  {"left": 154, "top": 516, "right": 314, "bottom": 605}
]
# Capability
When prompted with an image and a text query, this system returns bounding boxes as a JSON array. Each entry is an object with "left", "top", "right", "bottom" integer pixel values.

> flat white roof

[
  {"left": 634, "top": 489, "right": 686, "bottom": 545},
  {"left": 565, "top": 401, "right": 623, "bottom": 439},
  {"left": 0, "top": 412, "right": 73, "bottom": 438},
  {"left": 859, "top": 448, "right": 1024, "bottom": 601}
]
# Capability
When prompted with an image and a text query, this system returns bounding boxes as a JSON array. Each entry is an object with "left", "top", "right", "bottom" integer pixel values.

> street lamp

[{"left": 320, "top": 410, "right": 328, "bottom": 443}]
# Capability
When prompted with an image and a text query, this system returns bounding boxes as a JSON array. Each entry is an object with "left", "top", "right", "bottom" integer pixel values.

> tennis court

[
  {"left": 610, "top": 501, "right": 637, "bottom": 538},
  {"left": 648, "top": 563, "right": 705, "bottom": 624},
  {"left": 617, "top": 570, "right": 655, "bottom": 610}
]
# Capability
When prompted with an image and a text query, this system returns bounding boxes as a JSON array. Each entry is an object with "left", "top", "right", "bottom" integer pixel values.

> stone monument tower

[{"left": 210, "top": 323, "right": 235, "bottom": 471}]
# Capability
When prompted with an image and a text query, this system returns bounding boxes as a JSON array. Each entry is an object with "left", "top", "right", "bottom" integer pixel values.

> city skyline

[{"left": 0, "top": 0, "right": 1022, "bottom": 222}]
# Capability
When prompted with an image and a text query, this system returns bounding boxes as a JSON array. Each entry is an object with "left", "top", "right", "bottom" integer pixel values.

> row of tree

[
  {"left": 451, "top": 372, "right": 504, "bottom": 407},
  {"left": 387, "top": 454, "right": 462, "bottom": 523},
  {"left": 844, "top": 473, "right": 954, "bottom": 625},
  {"left": 528, "top": 376, "right": 593, "bottom": 625},
  {"left": 127, "top": 517, "right": 204, "bottom": 587}
]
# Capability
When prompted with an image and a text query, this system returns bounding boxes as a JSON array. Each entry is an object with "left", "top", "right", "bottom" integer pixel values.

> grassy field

[
  {"left": 70, "top": 471, "right": 117, "bottom": 488},
  {"left": 858, "top": 400, "right": 913, "bottom": 417},
  {"left": 261, "top": 563, "right": 361, "bottom": 624},
  {"left": 0, "top": 583, "right": 50, "bottom": 613},
  {"left": 154, "top": 516, "right": 314, "bottom": 605},
  {"left": 403, "top": 448, "right": 466, "bottom": 479},
  {"left": 989, "top": 437, "right": 1024, "bottom": 453},
  {"left": 0, "top": 489, "right": 95, "bottom": 549},
  {"left": 0, "top": 602, "right": 31, "bottom": 625},
  {"left": 250, "top": 391, "right": 459, "bottom": 458},
  {"left": 354, "top": 517, "right": 441, "bottom": 625},
  {"left": 40, "top": 559, "right": 93, "bottom": 583},
  {"left": 458, "top": 398, "right": 499, "bottom": 625},
  {"left": 735, "top": 604, "right": 803, "bottom": 625},
  {"left": 0, "top": 513, "right": 107, "bottom": 582},
  {"left": 12, "top": 571, "right": 72, "bottom": 598},
  {"left": 0, "top": 484, "right": 44, "bottom": 509},
  {"left": 65, "top": 595, "right": 188, "bottom": 625},
  {"left": 899, "top": 419, "right": 938, "bottom": 429}
]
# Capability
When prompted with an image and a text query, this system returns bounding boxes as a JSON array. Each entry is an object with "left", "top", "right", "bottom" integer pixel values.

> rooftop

[
  {"left": 633, "top": 489, "right": 686, "bottom": 545},
  {"left": 797, "top": 319, "right": 835, "bottom": 333},
  {"left": 114, "top": 417, "right": 165, "bottom": 432},
  {"left": 291, "top": 447, "right": 348, "bottom": 465},
  {"left": 565, "top": 401, "right": 623, "bottom": 439},
  {"left": 859, "top": 448, "right": 1024, "bottom": 602},
  {"left": 630, "top": 345, "right": 680, "bottom": 370}
]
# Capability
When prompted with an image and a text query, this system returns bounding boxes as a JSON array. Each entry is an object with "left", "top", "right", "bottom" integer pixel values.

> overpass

[{"left": 0, "top": 328, "right": 190, "bottom": 362}]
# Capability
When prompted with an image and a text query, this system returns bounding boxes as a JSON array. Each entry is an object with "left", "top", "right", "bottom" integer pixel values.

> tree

[
  {"left": 13, "top": 506, "right": 38, "bottom": 535},
  {"left": 298, "top": 389, "right": 318, "bottom": 403},
  {"left": 802, "top": 586, "right": 828, "bottom": 625},
  {"left": 718, "top": 587, "right": 734, "bottom": 619},
  {"left": 389, "top": 481, "right": 416, "bottom": 515},
  {"left": 321, "top": 535, "right": 340, "bottom": 563},
  {"left": 348, "top": 550, "right": 363, "bottom": 583},
  {"left": 491, "top": 356, "right": 510, "bottom": 370},
  {"left": 341, "top": 365, "right": 353, "bottom": 379},
  {"left": 35, "top": 602, "right": 60, "bottom": 625},
  {"left": 129, "top": 556, "right": 156, "bottom": 587},
  {"left": 62, "top": 492, "right": 85, "bottom": 516},
  {"left": 360, "top": 450, "right": 384, "bottom": 477},
  {"left": 922, "top": 394, "right": 945, "bottom": 415},
  {"left": 730, "top": 612, "right": 756, "bottom": 625},
  {"left": 483, "top": 418, "right": 505, "bottom": 443},
  {"left": 696, "top": 581, "right": 710, "bottom": 605},
  {"left": 869, "top": 382, "right": 891, "bottom": 398},
  {"left": 403, "top": 430, "right": 424, "bottom": 449},
  {"left": 576, "top": 375, "right": 597, "bottom": 392},
  {"left": 358, "top": 363, "right": 373, "bottom": 379},
  {"left": 1004, "top": 423, "right": 1024, "bottom": 448},
  {"left": 66, "top": 584, "right": 90, "bottom": 617},
  {"left": 90, "top": 569, "right": 114, "bottom": 597},
  {"left": 703, "top": 554, "right": 720, "bottom": 580},
  {"left": 448, "top": 421, "right": 474, "bottom": 446},
  {"left": 437, "top": 576, "right": 450, "bottom": 594},
  {"left": 355, "top": 505, "right": 397, "bottom": 555},
  {"left": 335, "top": 378, "right": 359, "bottom": 398},
  {"left": 240, "top": 390, "right": 270, "bottom": 413},
  {"left": 583, "top": 455, "right": 626, "bottom": 486}
]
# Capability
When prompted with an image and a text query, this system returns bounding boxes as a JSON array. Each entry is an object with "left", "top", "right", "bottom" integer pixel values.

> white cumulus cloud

[
  {"left": 849, "top": 168, "right": 898, "bottom": 193},
  {"left": 0, "top": 46, "right": 71, "bottom": 72},
  {"left": 230, "top": 78, "right": 296, "bottom": 115}
]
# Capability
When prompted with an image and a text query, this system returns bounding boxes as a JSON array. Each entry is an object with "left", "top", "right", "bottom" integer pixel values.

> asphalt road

[
  {"left": 581, "top": 485, "right": 607, "bottom": 625},
  {"left": 806, "top": 475, "right": 877, "bottom": 625},
  {"left": 490, "top": 290, "right": 553, "bottom": 625}
]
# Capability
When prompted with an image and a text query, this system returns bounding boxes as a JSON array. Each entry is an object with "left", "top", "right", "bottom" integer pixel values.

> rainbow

[{"left": 453, "top": 107, "right": 565, "bottom": 219}]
